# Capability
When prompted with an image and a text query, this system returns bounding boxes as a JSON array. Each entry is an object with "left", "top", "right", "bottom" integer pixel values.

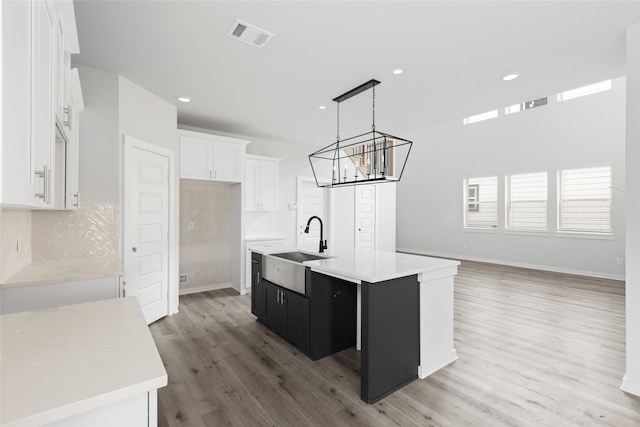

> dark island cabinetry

[
  {"left": 250, "top": 252, "right": 263, "bottom": 318},
  {"left": 251, "top": 252, "right": 356, "bottom": 360}
]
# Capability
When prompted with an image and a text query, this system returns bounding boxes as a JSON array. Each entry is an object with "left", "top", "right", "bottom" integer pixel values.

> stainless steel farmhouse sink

[
  {"left": 269, "top": 251, "right": 329, "bottom": 263},
  {"left": 262, "top": 251, "right": 330, "bottom": 294}
]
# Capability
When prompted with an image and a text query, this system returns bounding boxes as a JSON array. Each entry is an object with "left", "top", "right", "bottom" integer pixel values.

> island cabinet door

[
  {"left": 307, "top": 271, "right": 357, "bottom": 360},
  {"left": 262, "top": 280, "right": 286, "bottom": 332},
  {"left": 283, "top": 290, "right": 310, "bottom": 351}
]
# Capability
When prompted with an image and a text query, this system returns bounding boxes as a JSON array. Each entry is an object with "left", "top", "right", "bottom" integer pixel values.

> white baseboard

[
  {"left": 621, "top": 375, "right": 640, "bottom": 396},
  {"left": 397, "top": 248, "right": 625, "bottom": 281},
  {"left": 179, "top": 282, "right": 232, "bottom": 296}
]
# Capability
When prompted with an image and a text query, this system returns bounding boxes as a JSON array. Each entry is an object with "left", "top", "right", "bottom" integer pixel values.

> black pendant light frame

[{"left": 308, "top": 79, "right": 413, "bottom": 188}]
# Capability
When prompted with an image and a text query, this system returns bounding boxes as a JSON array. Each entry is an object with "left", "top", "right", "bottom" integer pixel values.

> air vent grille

[{"left": 227, "top": 19, "right": 274, "bottom": 48}]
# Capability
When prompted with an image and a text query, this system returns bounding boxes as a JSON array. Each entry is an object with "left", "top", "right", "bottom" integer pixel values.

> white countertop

[
  {"left": 0, "top": 257, "right": 124, "bottom": 288},
  {"left": 251, "top": 247, "right": 460, "bottom": 283},
  {"left": 306, "top": 250, "right": 460, "bottom": 283},
  {"left": 0, "top": 297, "right": 167, "bottom": 427}
]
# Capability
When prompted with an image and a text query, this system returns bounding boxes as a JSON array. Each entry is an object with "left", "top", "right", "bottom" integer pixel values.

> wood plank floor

[{"left": 149, "top": 261, "right": 640, "bottom": 426}]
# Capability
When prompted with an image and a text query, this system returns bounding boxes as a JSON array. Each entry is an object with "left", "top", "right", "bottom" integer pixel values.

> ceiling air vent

[{"left": 227, "top": 19, "right": 274, "bottom": 48}]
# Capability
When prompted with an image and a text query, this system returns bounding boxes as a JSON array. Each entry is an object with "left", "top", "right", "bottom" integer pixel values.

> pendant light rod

[{"left": 332, "top": 79, "right": 381, "bottom": 103}]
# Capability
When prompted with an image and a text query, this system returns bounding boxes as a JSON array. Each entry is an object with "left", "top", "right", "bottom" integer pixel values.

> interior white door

[
  {"left": 355, "top": 185, "right": 376, "bottom": 257},
  {"left": 124, "top": 136, "right": 171, "bottom": 324},
  {"left": 297, "top": 177, "right": 329, "bottom": 248}
]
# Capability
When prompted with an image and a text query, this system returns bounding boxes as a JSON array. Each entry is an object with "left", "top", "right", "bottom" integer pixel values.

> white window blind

[
  {"left": 464, "top": 176, "right": 497, "bottom": 229},
  {"left": 558, "top": 166, "right": 612, "bottom": 234},
  {"left": 506, "top": 171, "right": 547, "bottom": 231}
]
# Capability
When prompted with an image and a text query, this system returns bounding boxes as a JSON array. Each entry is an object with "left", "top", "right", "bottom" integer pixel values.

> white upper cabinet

[
  {"left": 179, "top": 130, "right": 249, "bottom": 183},
  {"left": 0, "top": 0, "right": 36, "bottom": 207},
  {"left": 212, "top": 140, "right": 242, "bottom": 182},
  {"left": 245, "top": 155, "right": 280, "bottom": 211},
  {"left": 179, "top": 136, "right": 211, "bottom": 180},
  {"left": 30, "top": 0, "right": 56, "bottom": 208},
  {"left": 0, "top": 0, "right": 80, "bottom": 209},
  {"left": 64, "top": 68, "right": 84, "bottom": 210}
]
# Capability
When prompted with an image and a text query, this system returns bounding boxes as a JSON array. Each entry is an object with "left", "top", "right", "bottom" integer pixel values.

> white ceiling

[{"left": 73, "top": 1, "right": 639, "bottom": 147}]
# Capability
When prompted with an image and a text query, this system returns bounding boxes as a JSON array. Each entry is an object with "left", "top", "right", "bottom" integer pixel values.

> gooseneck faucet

[{"left": 304, "top": 216, "right": 328, "bottom": 253}]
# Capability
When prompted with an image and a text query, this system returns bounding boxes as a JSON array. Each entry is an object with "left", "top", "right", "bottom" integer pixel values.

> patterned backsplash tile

[
  {"left": 31, "top": 203, "right": 119, "bottom": 262},
  {"left": 0, "top": 209, "right": 32, "bottom": 282}
]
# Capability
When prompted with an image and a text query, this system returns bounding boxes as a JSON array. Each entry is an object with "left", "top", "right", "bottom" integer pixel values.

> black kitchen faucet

[{"left": 304, "top": 216, "right": 328, "bottom": 253}]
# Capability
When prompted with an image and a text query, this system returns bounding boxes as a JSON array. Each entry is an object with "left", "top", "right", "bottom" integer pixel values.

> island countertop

[
  {"left": 0, "top": 297, "right": 167, "bottom": 427},
  {"left": 251, "top": 247, "right": 460, "bottom": 283},
  {"left": 305, "top": 250, "right": 460, "bottom": 283}
]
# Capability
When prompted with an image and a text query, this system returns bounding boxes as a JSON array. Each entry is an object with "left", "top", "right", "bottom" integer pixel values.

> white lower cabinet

[
  {"left": 0, "top": 276, "right": 121, "bottom": 315},
  {"left": 44, "top": 391, "right": 156, "bottom": 427}
]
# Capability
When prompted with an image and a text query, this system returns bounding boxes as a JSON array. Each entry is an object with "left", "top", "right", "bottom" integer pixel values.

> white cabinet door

[
  {"left": 245, "top": 156, "right": 279, "bottom": 211},
  {"left": 31, "top": 0, "right": 56, "bottom": 208},
  {"left": 0, "top": 0, "right": 36, "bottom": 207},
  {"left": 245, "top": 158, "right": 259, "bottom": 210},
  {"left": 212, "top": 140, "right": 242, "bottom": 182},
  {"left": 258, "top": 160, "right": 278, "bottom": 211},
  {"left": 180, "top": 136, "right": 212, "bottom": 180},
  {"left": 65, "top": 68, "right": 83, "bottom": 210}
]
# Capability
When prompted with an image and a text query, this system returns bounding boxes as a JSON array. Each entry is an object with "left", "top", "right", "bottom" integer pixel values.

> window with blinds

[
  {"left": 464, "top": 176, "right": 498, "bottom": 229},
  {"left": 506, "top": 171, "right": 548, "bottom": 231},
  {"left": 558, "top": 166, "right": 612, "bottom": 234}
]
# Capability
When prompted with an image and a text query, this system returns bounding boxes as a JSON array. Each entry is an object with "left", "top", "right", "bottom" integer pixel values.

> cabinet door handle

[
  {"left": 281, "top": 291, "right": 285, "bottom": 305},
  {"left": 257, "top": 271, "right": 261, "bottom": 284},
  {"left": 34, "top": 165, "right": 50, "bottom": 204},
  {"left": 63, "top": 105, "right": 72, "bottom": 130}
]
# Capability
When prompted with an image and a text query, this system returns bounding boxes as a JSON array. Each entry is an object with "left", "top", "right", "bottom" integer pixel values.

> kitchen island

[
  {"left": 251, "top": 249, "right": 459, "bottom": 404},
  {"left": 0, "top": 297, "right": 167, "bottom": 427}
]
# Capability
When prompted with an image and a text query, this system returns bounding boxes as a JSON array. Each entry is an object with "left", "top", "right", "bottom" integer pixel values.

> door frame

[{"left": 122, "top": 135, "right": 178, "bottom": 321}]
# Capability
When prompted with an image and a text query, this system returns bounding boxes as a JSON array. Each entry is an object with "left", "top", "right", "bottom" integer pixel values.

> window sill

[
  {"left": 555, "top": 231, "right": 615, "bottom": 240},
  {"left": 462, "top": 227, "right": 499, "bottom": 234},
  {"left": 503, "top": 229, "right": 550, "bottom": 237}
]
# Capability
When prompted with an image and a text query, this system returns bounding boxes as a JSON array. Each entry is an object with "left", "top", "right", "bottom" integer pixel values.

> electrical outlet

[
  {"left": 463, "top": 243, "right": 468, "bottom": 249},
  {"left": 179, "top": 274, "right": 188, "bottom": 283},
  {"left": 617, "top": 258, "right": 624, "bottom": 265},
  {"left": 188, "top": 222, "right": 195, "bottom": 230}
]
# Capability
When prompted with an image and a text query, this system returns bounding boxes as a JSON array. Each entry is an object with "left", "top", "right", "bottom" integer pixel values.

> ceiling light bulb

[
  {"left": 393, "top": 69, "right": 403, "bottom": 75},
  {"left": 319, "top": 105, "right": 326, "bottom": 110},
  {"left": 178, "top": 97, "right": 191, "bottom": 103},
  {"left": 502, "top": 73, "right": 519, "bottom": 81}
]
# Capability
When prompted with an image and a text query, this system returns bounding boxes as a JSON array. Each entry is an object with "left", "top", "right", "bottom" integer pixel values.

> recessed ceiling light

[
  {"left": 177, "top": 97, "right": 191, "bottom": 103},
  {"left": 318, "top": 105, "right": 326, "bottom": 110},
  {"left": 393, "top": 69, "right": 403, "bottom": 75},
  {"left": 502, "top": 73, "right": 519, "bottom": 81}
]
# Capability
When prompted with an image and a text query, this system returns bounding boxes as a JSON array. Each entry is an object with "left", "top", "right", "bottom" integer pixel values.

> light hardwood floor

[{"left": 149, "top": 261, "right": 640, "bottom": 426}]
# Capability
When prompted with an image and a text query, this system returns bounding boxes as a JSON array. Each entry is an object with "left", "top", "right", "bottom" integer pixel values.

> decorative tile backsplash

[
  {"left": 0, "top": 209, "right": 32, "bottom": 282},
  {"left": 179, "top": 181, "right": 232, "bottom": 292},
  {"left": 31, "top": 203, "right": 119, "bottom": 262}
]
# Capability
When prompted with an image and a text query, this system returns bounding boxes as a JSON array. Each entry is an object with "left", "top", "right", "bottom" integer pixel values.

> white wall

[
  {"left": 118, "top": 76, "right": 178, "bottom": 152},
  {"left": 397, "top": 76, "right": 626, "bottom": 279},
  {"left": 77, "top": 66, "right": 119, "bottom": 203},
  {"left": 76, "top": 67, "right": 179, "bottom": 313}
]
